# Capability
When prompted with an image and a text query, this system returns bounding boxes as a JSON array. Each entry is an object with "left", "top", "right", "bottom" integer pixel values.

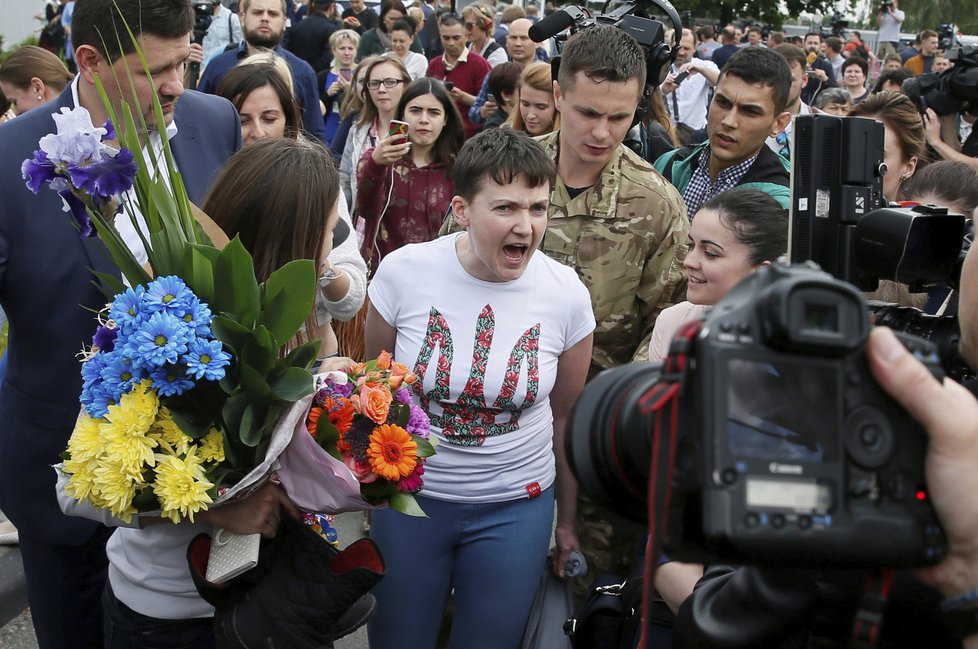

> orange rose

[
  {"left": 388, "top": 362, "right": 410, "bottom": 389},
  {"left": 358, "top": 383, "right": 392, "bottom": 424},
  {"left": 376, "top": 351, "right": 392, "bottom": 371}
]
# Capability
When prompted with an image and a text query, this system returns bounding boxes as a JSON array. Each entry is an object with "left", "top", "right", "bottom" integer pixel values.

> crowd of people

[{"left": 3, "top": 0, "right": 978, "bottom": 648}]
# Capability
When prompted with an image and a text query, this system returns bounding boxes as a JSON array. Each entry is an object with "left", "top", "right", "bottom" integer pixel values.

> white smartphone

[{"left": 205, "top": 529, "right": 261, "bottom": 584}]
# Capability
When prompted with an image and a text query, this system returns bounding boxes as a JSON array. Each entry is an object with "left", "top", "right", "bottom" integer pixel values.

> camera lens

[{"left": 567, "top": 363, "right": 664, "bottom": 523}]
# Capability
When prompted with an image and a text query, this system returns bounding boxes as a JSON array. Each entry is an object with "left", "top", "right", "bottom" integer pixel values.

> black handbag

[
  {"left": 188, "top": 512, "right": 384, "bottom": 647},
  {"left": 564, "top": 573, "right": 643, "bottom": 649}
]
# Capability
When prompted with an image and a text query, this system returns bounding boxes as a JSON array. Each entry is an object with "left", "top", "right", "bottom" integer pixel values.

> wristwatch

[{"left": 318, "top": 267, "right": 342, "bottom": 288}]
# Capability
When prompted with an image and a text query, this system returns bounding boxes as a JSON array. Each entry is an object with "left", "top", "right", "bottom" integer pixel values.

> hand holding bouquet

[{"left": 303, "top": 352, "right": 435, "bottom": 516}]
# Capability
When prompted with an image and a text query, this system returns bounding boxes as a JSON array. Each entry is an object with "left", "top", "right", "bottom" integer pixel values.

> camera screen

[
  {"left": 726, "top": 358, "right": 838, "bottom": 463},
  {"left": 746, "top": 477, "right": 832, "bottom": 512}
]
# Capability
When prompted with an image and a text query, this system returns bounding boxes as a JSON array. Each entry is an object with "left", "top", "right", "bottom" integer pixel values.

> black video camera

[
  {"left": 879, "top": 1, "right": 893, "bottom": 11},
  {"left": 527, "top": 0, "right": 677, "bottom": 86},
  {"left": 790, "top": 113, "right": 972, "bottom": 382},
  {"left": 569, "top": 263, "right": 948, "bottom": 568},
  {"left": 903, "top": 45, "right": 978, "bottom": 116}
]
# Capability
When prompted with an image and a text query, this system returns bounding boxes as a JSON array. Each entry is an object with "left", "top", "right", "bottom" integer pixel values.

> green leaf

[
  {"left": 283, "top": 340, "right": 321, "bottom": 371},
  {"left": 393, "top": 404, "right": 410, "bottom": 428},
  {"left": 239, "top": 362, "right": 274, "bottom": 403},
  {"left": 242, "top": 326, "right": 277, "bottom": 376},
  {"left": 315, "top": 418, "right": 340, "bottom": 452},
  {"left": 261, "top": 260, "right": 316, "bottom": 346},
  {"left": 90, "top": 271, "right": 126, "bottom": 301},
  {"left": 169, "top": 406, "right": 213, "bottom": 440},
  {"left": 239, "top": 403, "right": 261, "bottom": 446},
  {"left": 221, "top": 391, "right": 249, "bottom": 434},
  {"left": 271, "top": 366, "right": 314, "bottom": 402},
  {"left": 213, "top": 237, "right": 261, "bottom": 328},
  {"left": 211, "top": 316, "right": 251, "bottom": 356},
  {"left": 389, "top": 492, "right": 428, "bottom": 517},
  {"left": 185, "top": 245, "right": 216, "bottom": 304},
  {"left": 415, "top": 438, "right": 437, "bottom": 459}
]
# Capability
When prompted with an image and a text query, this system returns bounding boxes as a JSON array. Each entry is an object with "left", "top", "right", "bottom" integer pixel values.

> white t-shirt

[
  {"left": 403, "top": 51, "right": 429, "bottom": 80},
  {"left": 878, "top": 9, "right": 905, "bottom": 43},
  {"left": 664, "top": 60, "right": 718, "bottom": 131},
  {"left": 369, "top": 233, "right": 594, "bottom": 503}
]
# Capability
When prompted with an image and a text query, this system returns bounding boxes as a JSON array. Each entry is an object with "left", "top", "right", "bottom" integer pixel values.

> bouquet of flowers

[
  {"left": 303, "top": 352, "right": 436, "bottom": 515},
  {"left": 31, "top": 64, "right": 322, "bottom": 523}
]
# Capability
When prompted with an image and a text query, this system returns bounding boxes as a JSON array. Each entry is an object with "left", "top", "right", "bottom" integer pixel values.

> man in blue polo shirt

[{"left": 197, "top": 0, "right": 327, "bottom": 142}]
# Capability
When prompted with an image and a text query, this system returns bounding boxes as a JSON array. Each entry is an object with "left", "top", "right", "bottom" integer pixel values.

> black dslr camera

[{"left": 569, "top": 264, "right": 948, "bottom": 568}]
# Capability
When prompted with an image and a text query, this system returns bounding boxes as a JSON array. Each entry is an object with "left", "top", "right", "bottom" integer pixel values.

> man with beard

[
  {"left": 198, "top": 0, "right": 327, "bottom": 142},
  {"left": 801, "top": 31, "right": 836, "bottom": 106}
]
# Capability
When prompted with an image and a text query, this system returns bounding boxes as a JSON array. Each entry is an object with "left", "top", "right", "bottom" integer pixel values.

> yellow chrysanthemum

[
  {"left": 122, "top": 379, "right": 160, "bottom": 428},
  {"left": 63, "top": 457, "right": 98, "bottom": 501},
  {"left": 66, "top": 413, "right": 105, "bottom": 466},
  {"left": 198, "top": 428, "right": 225, "bottom": 464},
  {"left": 153, "top": 451, "right": 214, "bottom": 524},
  {"left": 92, "top": 460, "right": 139, "bottom": 522},
  {"left": 100, "top": 411, "right": 158, "bottom": 478},
  {"left": 366, "top": 424, "right": 418, "bottom": 481},
  {"left": 148, "top": 408, "right": 191, "bottom": 457}
]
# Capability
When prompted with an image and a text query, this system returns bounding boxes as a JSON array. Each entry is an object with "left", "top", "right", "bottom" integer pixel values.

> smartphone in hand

[{"left": 389, "top": 120, "right": 410, "bottom": 142}]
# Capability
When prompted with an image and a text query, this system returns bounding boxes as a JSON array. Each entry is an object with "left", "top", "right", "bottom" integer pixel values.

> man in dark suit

[{"left": 0, "top": 0, "right": 241, "bottom": 646}]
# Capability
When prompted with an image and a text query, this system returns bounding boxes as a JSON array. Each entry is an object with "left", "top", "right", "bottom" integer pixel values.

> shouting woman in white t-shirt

[{"left": 365, "top": 128, "right": 595, "bottom": 649}]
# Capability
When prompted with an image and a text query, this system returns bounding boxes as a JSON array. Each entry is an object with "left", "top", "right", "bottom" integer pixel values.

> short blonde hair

[{"left": 238, "top": 50, "right": 294, "bottom": 94}]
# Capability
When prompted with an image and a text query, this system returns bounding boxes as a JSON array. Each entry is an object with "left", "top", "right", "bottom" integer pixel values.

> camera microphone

[{"left": 528, "top": 6, "right": 584, "bottom": 42}]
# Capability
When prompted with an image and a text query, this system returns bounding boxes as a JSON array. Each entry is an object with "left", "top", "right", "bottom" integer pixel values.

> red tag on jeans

[{"left": 525, "top": 482, "right": 541, "bottom": 498}]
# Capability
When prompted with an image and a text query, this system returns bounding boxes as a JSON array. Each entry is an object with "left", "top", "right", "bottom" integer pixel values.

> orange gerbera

[
  {"left": 325, "top": 397, "right": 355, "bottom": 434},
  {"left": 306, "top": 407, "right": 323, "bottom": 437},
  {"left": 366, "top": 424, "right": 418, "bottom": 481}
]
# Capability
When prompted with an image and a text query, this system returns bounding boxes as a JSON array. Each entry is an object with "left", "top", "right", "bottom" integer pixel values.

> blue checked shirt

[{"left": 681, "top": 146, "right": 759, "bottom": 219}]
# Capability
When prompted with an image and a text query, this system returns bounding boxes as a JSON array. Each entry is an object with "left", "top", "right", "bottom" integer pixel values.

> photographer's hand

[{"left": 867, "top": 328, "right": 978, "bottom": 613}]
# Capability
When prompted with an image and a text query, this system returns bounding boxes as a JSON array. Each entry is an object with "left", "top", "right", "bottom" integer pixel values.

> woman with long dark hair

[{"left": 356, "top": 77, "right": 464, "bottom": 268}]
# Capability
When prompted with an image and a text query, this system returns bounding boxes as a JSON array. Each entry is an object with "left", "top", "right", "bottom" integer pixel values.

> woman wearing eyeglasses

[
  {"left": 339, "top": 54, "right": 412, "bottom": 213},
  {"left": 356, "top": 78, "right": 464, "bottom": 269}
]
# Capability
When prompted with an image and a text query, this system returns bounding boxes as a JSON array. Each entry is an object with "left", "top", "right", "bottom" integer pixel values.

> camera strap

[
  {"left": 634, "top": 318, "right": 703, "bottom": 649},
  {"left": 849, "top": 568, "right": 893, "bottom": 649}
]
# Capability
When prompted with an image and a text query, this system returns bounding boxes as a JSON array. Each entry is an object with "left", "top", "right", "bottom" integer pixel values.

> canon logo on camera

[{"left": 769, "top": 462, "right": 804, "bottom": 475}]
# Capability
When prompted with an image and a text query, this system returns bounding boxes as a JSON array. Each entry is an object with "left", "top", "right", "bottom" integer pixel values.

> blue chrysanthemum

[
  {"left": 109, "top": 286, "right": 147, "bottom": 336},
  {"left": 128, "top": 311, "right": 190, "bottom": 368},
  {"left": 149, "top": 365, "right": 195, "bottom": 397},
  {"left": 100, "top": 351, "right": 145, "bottom": 402},
  {"left": 85, "top": 382, "right": 116, "bottom": 418},
  {"left": 144, "top": 276, "right": 194, "bottom": 317},
  {"left": 81, "top": 352, "right": 108, "bottom": 391},
  {"left": 184, "top": 339, "right": 231, "bottom": 381},
  {"left": 180, "top": 296, "right": 213, "bottom": 338}
]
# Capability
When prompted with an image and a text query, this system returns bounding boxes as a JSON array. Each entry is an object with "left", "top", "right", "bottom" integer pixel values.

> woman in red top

[{"left": 356, "top": 78, "right": 464, "bottom": 268}]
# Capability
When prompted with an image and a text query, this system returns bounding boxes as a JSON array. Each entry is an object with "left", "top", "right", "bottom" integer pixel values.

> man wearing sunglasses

[{"left": 426, "top": 12, "right": 491, "bottom": 138}]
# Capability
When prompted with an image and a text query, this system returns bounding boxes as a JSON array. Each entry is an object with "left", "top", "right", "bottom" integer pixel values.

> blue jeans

[
  {"left": 102, "top": 582, "right": 215, "bottom": 649},
  {"left": 368, "top": 487, "right": 555, "bottom": 649}
]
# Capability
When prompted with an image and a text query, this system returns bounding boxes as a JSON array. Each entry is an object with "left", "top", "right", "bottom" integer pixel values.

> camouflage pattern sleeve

[{"left": 630, "top": 175, "right": 690, "bottom": 364}]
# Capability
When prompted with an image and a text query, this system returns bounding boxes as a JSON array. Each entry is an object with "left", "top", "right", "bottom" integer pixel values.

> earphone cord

[{"left": 373, "top": 160, "right": 398, "bottom": 263}]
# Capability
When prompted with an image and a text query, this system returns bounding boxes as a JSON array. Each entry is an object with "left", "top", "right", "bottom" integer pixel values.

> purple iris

[
  {"left": 92, "top": 325, "right": 118, "bottom": 352},
  {"left": 67, "top": 148, "right": 137, "bottom": 201},
  {"left": 21, "top": 151, "right": 58, "bottom": 194}
]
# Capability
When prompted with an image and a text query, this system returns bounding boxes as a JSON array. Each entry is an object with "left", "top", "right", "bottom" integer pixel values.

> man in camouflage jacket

[{"left": 542, "top": 26, "right": 688, "bottom": 377}]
